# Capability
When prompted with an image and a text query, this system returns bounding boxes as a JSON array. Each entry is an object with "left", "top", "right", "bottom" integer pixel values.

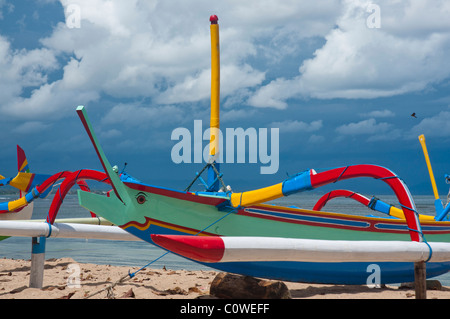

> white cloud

[
  {"left": 270, "top": 119, "right": 323, "bottom": 133},
  {"left": 361, "top": 109, "right": 395, "bottom": 118},
  {"left": 410, "top": 111, "right": 450, "bottom": 138},
  {"left": 221, "top": 108, "right": 256, "bottom": 122},
  {"left": 247, "top": 77, "right": 302, "bottom": 109},
  {"left": 336, "top": 118, "right": 391, "bottom": 135},
  {"left": 101, "top": 103, "right": 185, "bottom": 128},
  {"left": 100, "top": 128, "right": 122, "bottom": 139},
  {"left": 0, "top": 35, "right": 59, "bottom": 117},
  {"left": 0, "top": 0, "right": 14, "bottom": 20},
  {"left": 6, "top": 81, "right": 100, "bottom": 119},
  {"left": 156, "top": 64, "right": 265, "bottom": 105},
  {"left": 308, "top": 134, "right": 325, "bottom": 143},
  {"left": 2, "top": 0, "right": 450, "bottom": 123},
  {"left": 249, "top": 0, "right": 450, "bottom": 107},
  {"left": 0, "top": 0, "right": 344, "bottom": 120},
  {"left": 12, "top": 121, "right": 51, "bottom": 134}
]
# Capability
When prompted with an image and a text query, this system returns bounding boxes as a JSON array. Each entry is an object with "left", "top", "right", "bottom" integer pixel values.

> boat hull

[
  {"left": 205, "top": 260, "right": 450, "bottom": 285},
  {"left": 126, "top": 221, "right": 450, "bottom": 284},
  {"left": 79, "top": 182, "right": 450, "bottom": 284}
]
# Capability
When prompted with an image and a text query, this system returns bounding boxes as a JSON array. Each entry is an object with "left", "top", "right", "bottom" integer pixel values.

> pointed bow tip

[{"left": 151, "top": 234, "right": 225, "bottom": 263}]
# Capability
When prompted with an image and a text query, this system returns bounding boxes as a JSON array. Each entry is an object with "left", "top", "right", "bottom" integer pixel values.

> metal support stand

[{"left": 29, "top": 236, "right": 46, "bottom": 288}]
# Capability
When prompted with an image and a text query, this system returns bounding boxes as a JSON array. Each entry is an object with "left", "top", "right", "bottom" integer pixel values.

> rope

[
  {"left": 184, "top": 161, "right": 228, "bottom": 192},
  {"left": 184, "top": 163, "right": 210, "bottom": 191},
  {"left": 376, "top": 175, "right": 403, "bottom": 181},
  {"left": 399, "top": 203, "right": 433, "bottom": 262},
  {"left": 334, "top": 166, "right": 349, "bottom": 183},
  {"left": 373, "top": 173, "right": 432, "bottom": 259},
  {"left": 209, "top": 162, "right": 227, "bottom": 191}
]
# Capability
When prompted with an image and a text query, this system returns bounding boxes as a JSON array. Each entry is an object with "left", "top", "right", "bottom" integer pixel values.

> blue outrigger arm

[
  {"left": 418, "top": 135, "right": 450, "bottom": 221},
  {"left": 436, "top": 175, "right": 450, "bottom": 221}
]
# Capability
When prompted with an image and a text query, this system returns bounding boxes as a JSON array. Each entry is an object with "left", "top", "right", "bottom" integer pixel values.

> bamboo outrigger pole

[
  {"left": 207, "top": 14, "right": 221, "bottom": 191},
  {"left": 419, "top": 135, "right": 439, "bottom": 200},
  {"left": 418, "top": 134, "right": 444, "bottom": 215}
]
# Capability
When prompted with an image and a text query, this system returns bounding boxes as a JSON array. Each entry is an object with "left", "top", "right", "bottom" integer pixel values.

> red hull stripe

[{"left": 124, "top": 182, "right": 227, "bottom": 206}]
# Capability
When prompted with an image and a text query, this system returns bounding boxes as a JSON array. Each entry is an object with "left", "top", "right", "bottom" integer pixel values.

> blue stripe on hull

[
  {"left": 202, "top": 261, "right": 450, "bottom": 285},
  {"left": 124, "top": 224, "right": 450, "bottom": 285},
  {"left": 244, "top": 208, "right": 370, "bottom": 228}
]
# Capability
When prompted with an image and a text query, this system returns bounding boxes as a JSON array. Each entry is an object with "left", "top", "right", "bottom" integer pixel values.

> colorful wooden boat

[
  {"left": 71, "top": 16, "right": 450, "bottom": 285},
  {"left": 0, "top": 146, "right": 35, "bottom": 221}
]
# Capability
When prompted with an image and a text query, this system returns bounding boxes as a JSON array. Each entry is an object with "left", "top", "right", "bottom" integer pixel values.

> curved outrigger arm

[
  {"left": 0, "top": 170, "right": 101, "bottom": 214},
  {"left": 229, "top": 165, "right": 423, "bottom": 242},
  {"left": 0, "top": 171, "right": 72, "bottom": 213},
  {"left": 45, "top": 169, "right": 110, "bottom": 224},
  {"left": 313, "top": 189, "right": 370, "bottom": 211},
  {"left": 0, "top": 169, "right": 115, "bottom": 220},
  {"left": 312, "top": 189, "right": 435, "bottom": 221}
]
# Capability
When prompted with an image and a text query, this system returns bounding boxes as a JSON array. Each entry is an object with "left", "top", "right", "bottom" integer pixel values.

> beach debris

[
  {"left": 120, "top": 288, "right": 135, "bottom": 298},
  {"left": 9, "top": 285, "right": 27, "bottom": 294},
  {"left": 165, "top": 286, "right": 188, "bottom": 295},
  {"left": 400, "top": 279, "right": 442, "bottom": 291},
  {"left": 58, "top": 292, "right": 75, "bottom": 299},
  {"left": 209, "top": 273, "right": 291, "bottom": 299},
  {"left": 41, "top": 285, "right": 65, "bottom": 291},
  {"left": 151, "top": 286, "right": 189, "bottom": 296},
  {"left": 84, "top": 272, "right": 132, "bottom": 299}
]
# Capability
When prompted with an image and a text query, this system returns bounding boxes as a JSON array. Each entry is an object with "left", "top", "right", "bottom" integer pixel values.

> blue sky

[{"left": 0, "top": 0, "right": 449, "bottom": 197}]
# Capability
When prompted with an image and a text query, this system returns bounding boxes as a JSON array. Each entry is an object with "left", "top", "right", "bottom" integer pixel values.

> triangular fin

[{"left": 76, "top": 105, "right": 130, "bottom": 205}]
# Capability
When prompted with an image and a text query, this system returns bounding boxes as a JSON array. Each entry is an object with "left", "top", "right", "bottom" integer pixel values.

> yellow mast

[
  {"left": 209, "top": 14, "right": 220, "bottom": 158},
  {"left": 207, "top": 15, "right": 220, "bottom": 191}
]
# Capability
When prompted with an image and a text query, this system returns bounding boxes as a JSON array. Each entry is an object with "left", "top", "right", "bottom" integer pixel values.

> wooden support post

[
  {"left": 29, "top": 237, "right": 46, "bottom": 289},
  {"left": 414, "top": 261, "right": 427, "bottom": 299}
]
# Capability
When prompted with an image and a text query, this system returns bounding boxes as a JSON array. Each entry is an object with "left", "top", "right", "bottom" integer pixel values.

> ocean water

[{"left": 1, "top": 192, "right": 450, "bottom": 285}]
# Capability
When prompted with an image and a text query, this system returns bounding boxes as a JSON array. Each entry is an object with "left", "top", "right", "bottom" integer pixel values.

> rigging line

[
  {"left": 334, "top": 166, "right": 349, "bottom": 184},
  {"left": 184, "top": 163, "right": 210, "bottom": 192},
  {"left": 85, "top": 208, "right": 237, "bottom": 299},
  {"left": 399, "top": 202, "right": 432, "bottom": 262},
  {"left": 209, "top": 161, "right": 227, "bottom": 191},
  {"left": 129, "top": 208, "right": 237, "bottom": 278}
]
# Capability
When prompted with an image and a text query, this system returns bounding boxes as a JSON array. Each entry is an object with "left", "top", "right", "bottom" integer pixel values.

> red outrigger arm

[
  {"left": 313, "top": 189, "right": 370, "bottom": 211},
  {"left": 310, "top": 165, "right": 422, "bottom": 242},
  {"left": 45, "top": 169, "right": 109, "bottom": 224},
  {"left": 231, "top": 164, "right": 423, "bottom": 242},
  {"left": 0, "top": 169, "right": 110, "bottom": 220}
]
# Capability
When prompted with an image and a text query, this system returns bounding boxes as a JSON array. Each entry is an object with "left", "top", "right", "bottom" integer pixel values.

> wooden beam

[
  {"left": 29, "top": 237, "right": 46, "bottom": 288},
  {"left": 414, "top": 261, "right": 427, "bottom": 299}
]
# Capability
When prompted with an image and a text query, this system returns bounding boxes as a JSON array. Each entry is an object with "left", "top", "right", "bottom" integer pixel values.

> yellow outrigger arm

[
  {"left": 418, "top": 134, "right": 445, "bottom": 215},
  {"left": 389, "top": 205, "right": 435, "bottom": 221},
  {"left": 419, "top": 135, "right": 440, "bottom": 201}
]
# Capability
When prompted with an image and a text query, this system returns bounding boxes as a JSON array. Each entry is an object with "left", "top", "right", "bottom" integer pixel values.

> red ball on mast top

[{"left": 210, "top": 15, "right": 218, "bottom": 24}]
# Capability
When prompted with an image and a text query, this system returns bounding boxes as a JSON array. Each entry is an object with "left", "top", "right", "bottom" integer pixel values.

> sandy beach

[{"left": 1, "top": 257, "right": 450, "bottom": 300}]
